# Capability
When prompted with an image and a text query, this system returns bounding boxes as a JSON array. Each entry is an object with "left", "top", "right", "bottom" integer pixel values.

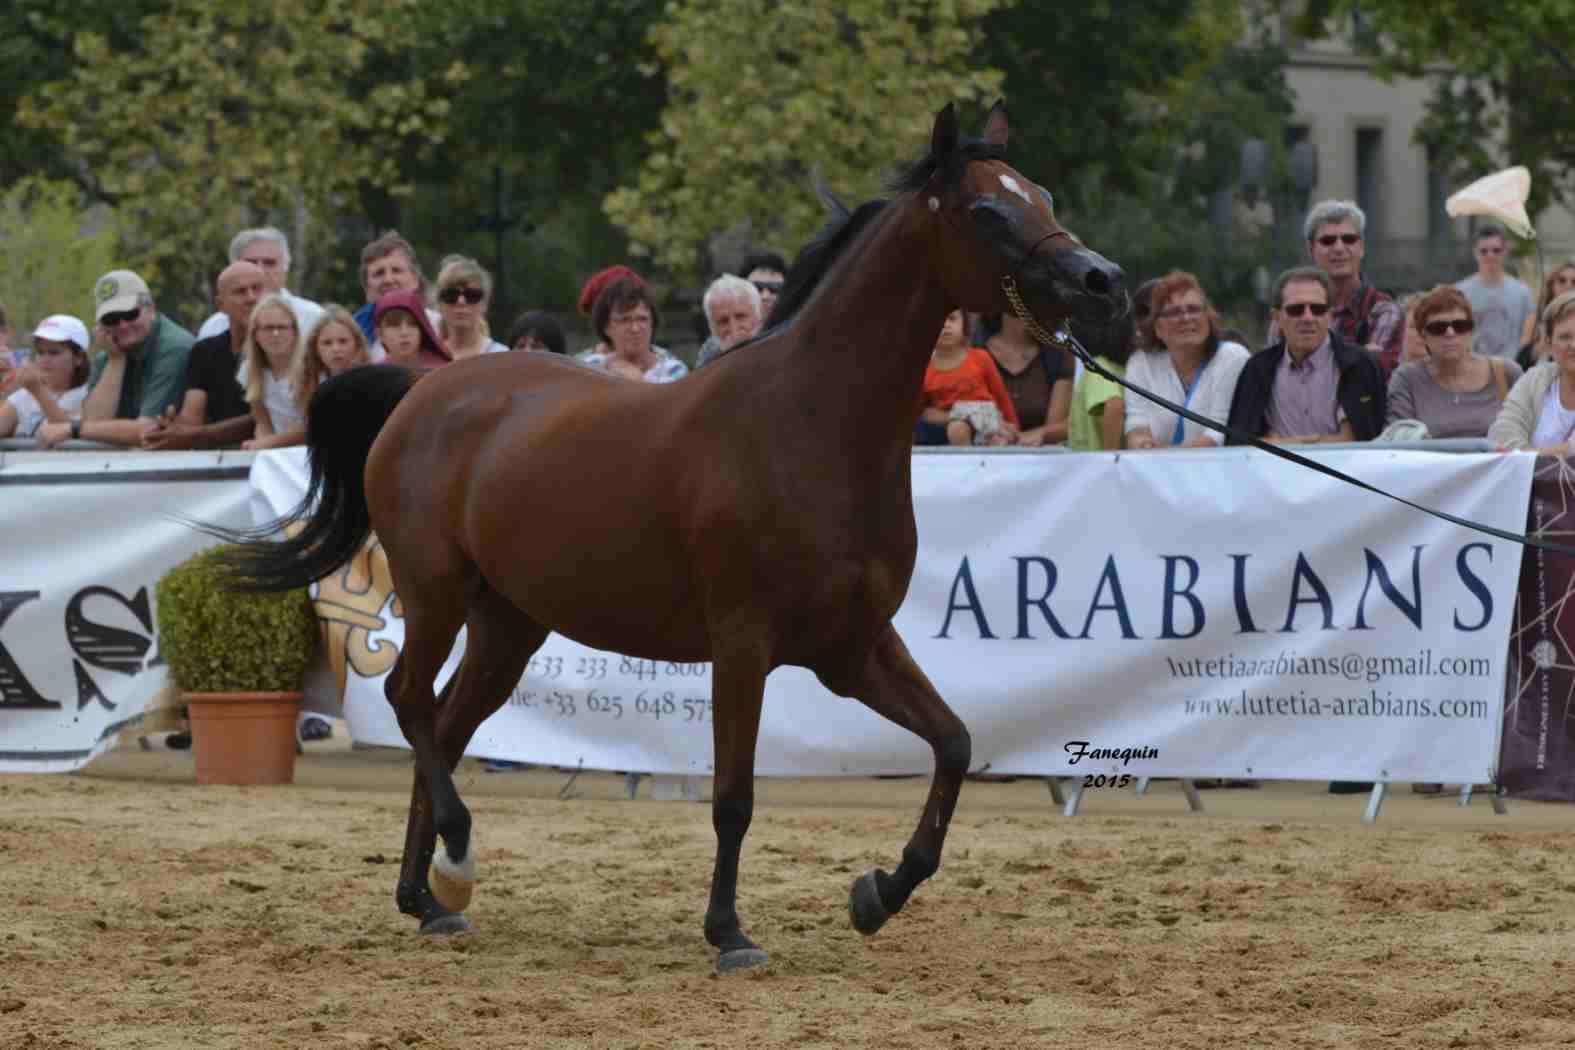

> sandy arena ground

[{"left": 4, "top": 732, "right": 1575, "bottom": 1050}]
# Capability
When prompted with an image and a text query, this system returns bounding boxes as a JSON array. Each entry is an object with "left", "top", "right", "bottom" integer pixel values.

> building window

[
  {"left": 1355, "top": 127, "right": 1383, "bottom": 237},
  {"left": 1426, "top": 144, "right": 1452, "bottom": 248}
]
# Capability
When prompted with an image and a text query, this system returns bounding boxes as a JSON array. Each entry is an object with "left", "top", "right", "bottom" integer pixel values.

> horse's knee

[
  {"left": 712, "top": 796, "right": 753, "bottom": 841},
  {"left": 935, "top": 727, "right": 972, "bottom": 777}
]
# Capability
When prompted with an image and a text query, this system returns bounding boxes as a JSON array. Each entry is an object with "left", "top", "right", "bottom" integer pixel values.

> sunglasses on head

[
  {"left": 1316, "top": 233, "right": 1361, "bottom": 247},
  {"left": 100, "top": 307, "right": 141, "bottom": 327},
  {"left": 1281, "top": 302, "right": 1330, "bottom": 317},
  {"left": 1423, "top": 318, "right": 1475, "bottom": 336},
  {"left": 751, "top": 280, "right": 783, "bottom": 294},
  {"left": 438, "top": 287, "right": 485, "bottom": 305}
]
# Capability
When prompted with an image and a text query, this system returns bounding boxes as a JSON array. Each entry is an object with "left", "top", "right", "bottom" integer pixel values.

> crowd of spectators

[
  {"left": 906, "top": 200, "right": 1568, "bottom": 458},
  {"left": 5, "top": 200, "right": 1562, "bottom": 459}
]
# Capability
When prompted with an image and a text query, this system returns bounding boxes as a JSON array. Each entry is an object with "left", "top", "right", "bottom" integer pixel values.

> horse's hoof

[
  {"left": 419, "top": 913, "right": 473, "bottom": 936},
  {"left": 849, "top": 869, "right": 891, "bottom": 936},
  {"left": 429, "top": 853, "right": 476, "bottom": 913},
  {"left": 716, "top": 947, "right": 770, "bottom": 973}
]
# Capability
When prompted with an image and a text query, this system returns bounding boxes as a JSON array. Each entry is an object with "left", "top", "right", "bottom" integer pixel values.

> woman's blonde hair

[
  {"left": 290, "top": 305, "right": 371, "bottom": 407},
  {"left": 242, "top": 294, "right": 301, "bottom": 404}
]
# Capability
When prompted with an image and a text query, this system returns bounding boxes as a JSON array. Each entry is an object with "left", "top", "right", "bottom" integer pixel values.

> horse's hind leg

[
  {"left": 834, "top": 624, "right": 970, "bottom": 937},
  {"left": 396, "top": 576, "right": 548, "bottom": 934}
]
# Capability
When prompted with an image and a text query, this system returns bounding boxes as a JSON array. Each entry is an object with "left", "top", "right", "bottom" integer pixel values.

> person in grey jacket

[{"left": 1488, "top": 289, "right": 1575, "bottom": 453}]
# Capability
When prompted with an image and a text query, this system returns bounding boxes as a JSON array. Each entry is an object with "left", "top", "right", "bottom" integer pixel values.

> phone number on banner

[{"left": 512, "top": 655, "right": 715, "bottom": 724}]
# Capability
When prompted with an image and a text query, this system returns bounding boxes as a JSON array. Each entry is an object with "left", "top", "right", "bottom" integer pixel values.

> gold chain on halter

[{"left": 1000, "top": 275, "right": 1065, "bottom": 348}]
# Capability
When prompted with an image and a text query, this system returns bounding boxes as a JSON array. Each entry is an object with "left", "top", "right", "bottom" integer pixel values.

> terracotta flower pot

[{"left": 184, "top": 692, "right": 302, "bottom": 786}]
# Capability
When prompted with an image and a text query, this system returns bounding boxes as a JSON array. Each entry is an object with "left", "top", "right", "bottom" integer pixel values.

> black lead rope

[{"left": 999, "top": 277, "right": 1573, "bottom": 556}]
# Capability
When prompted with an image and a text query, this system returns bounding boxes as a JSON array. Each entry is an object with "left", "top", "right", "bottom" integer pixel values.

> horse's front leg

[
  {"left": 703, "top": 637, "right": 771, "bottom": 973},
  {"left": 837, "top": 624, "right": 971, "bottom": 936}
]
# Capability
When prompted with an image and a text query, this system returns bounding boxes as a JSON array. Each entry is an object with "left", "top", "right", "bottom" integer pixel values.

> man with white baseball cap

[
  {"left": 0, "top": 314, "right": 93, "bottom": 441},
  {"left": 39, "top": 268, "right": 195, "bottom": 448}
]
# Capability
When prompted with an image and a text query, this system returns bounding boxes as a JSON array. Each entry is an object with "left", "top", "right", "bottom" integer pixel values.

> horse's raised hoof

[
  {"left": 418, "top": 912, "right": 473, "bottom": 936},
  {"left": 849, "top": 869, "right": 891, "bottom": 936},
  {"left": 429, "top": 847, "right": 477, "bottom": 913},
  {"left": 716, "top": 947, "right": 770, "bottom": 974}
]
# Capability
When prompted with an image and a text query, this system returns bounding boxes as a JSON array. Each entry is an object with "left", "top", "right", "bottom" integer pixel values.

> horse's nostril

[{"left": 1083, "top": 270, "right": 1112, "bottom": 297}]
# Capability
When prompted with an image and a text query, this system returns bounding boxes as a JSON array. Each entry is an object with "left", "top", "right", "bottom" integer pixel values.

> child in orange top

[{"left": 918, "top": 309, "right": 1019, "bottom": 445}]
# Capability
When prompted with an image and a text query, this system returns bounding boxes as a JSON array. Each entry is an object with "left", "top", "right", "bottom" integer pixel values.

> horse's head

[{"left": 918, "top": 101, "right": 1127, "bottom": 331}]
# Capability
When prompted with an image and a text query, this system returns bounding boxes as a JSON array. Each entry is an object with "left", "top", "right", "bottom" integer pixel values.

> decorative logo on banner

[
  {"left": 0, "top": 586, "right": 160, "bottom": 712},
  {"left": 1500, "top": 458, "right": 1575, "bottom": 799},
  {"left": 290, "top": 522, "right": 402, "bottom": 694}
]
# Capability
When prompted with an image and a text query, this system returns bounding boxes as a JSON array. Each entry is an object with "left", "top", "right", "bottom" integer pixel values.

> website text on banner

[
  {"left": 252, "top": 448, "right": 1534, "bottom": 784},
  {"left": 0, "top": 453, "right": 253, "bottom": 773}
]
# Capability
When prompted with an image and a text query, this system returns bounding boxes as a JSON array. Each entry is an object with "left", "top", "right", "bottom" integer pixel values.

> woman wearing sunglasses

[
  {"left": 1489, "top": 289, "right": 1575, "bottom": 455},
  {"left": 1387, "top": 285, "right": 1519, "bottom": 439},
  {"left": 433, "top": 255, "right": 507, "bottom": 359}
]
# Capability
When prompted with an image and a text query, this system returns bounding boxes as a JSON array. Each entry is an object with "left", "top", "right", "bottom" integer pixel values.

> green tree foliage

[
  {"left": 18, "top": 0, "right": 463, "bottom": 324},
  {"left": 1303, "top": 0, "right": 1575, "bottom": 217},
  {"left": 604, "top": 0, "right": 1007, "bottom": 278},
  {"left": 0, "top": 179, "right": 123, "bottom": 335},
  {"left": 342, "top": 0, "right": 668, "bottom": 323},
  {"left": 0, "top": 1, "right": 162, "bottom": 189}
]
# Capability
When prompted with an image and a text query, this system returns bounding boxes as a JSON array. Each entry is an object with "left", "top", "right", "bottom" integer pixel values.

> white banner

[
  {"left": 0, "top": 452, "right": 253, "bottom": 773},
  {"left": 253, "top": 447, "right": 1533, "bottom": 783}
]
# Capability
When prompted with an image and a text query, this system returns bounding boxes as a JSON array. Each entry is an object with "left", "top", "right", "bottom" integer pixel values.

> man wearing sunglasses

[
  {"left": 1267, "top": 200, "right": 1404, "bottom": 376},
  {"left": 1455, "top": 224, "right": 1536, "bottom": 362},
  {"left": 740, "top": 250, "right": 787, "bottom": 324},
  {"left": 1226, "top": 267, "right": 1385, "bottom": 447},
  {"left": 50, "top": 269, "right": 195, "bottom": 448}
]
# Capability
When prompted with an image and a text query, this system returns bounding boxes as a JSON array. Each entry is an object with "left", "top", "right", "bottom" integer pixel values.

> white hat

[
  {"left": 32, "top": 314, "right": 91, "bottom": 352},
  {"left": 93, "top": 269, "right": 150, "bottom": 322}
]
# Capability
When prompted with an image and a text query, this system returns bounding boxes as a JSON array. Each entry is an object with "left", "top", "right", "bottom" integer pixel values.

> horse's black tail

[{"left": 201, "top": 364, "right": 419, "bottom": 591}]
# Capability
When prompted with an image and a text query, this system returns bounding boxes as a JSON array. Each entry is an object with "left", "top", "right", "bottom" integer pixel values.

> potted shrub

[{"left": 154, "top": 545, "right": 319, "bottom": 785}]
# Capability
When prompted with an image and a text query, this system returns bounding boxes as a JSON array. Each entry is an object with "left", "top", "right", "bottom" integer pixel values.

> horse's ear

[
  {"left": 981, "top": 100, "right": 1009, "bottom": 148},
  {"left": 931, "top": 102, "right": 959, "bottom": 159}
]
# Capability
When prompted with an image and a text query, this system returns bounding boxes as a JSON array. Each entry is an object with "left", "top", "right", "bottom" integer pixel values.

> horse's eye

[{"left": 1037, "top": 185, "right": 1055, "bottom": 212}]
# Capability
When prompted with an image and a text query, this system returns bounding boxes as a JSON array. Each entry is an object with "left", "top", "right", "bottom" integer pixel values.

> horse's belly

[{"left": 479, "top": 549, "right": 711, "bottom": 663}]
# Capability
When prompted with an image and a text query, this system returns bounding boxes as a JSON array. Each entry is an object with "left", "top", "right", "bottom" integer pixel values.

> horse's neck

[{"left": 781, "top": 205, "right": 948, "bottom": 450}]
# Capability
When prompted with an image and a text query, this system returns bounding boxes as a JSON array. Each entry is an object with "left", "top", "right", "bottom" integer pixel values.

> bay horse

[{"left": 219, "top": 101, "right": 1125, "bottom": 971}]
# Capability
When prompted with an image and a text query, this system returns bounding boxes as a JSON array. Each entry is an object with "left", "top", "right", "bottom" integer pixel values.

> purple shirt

[{"left": 1267, "top": 337, "right": 1344, "bottom": 437}]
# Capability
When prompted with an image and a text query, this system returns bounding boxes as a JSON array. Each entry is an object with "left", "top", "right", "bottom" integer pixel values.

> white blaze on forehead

[{"left": 998, "top": 174, "right": 1033, "bottom": 205}]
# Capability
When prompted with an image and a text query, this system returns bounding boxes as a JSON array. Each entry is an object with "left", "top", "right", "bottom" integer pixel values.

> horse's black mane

[{"left": 723, "top": 134, "right": 1008, "bottom": 353}]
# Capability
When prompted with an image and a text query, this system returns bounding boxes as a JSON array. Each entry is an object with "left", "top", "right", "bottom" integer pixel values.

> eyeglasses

[
  {"left": 1423, "top": 318, "right": 1475, "bottom": 336},
  {"left": 256, "top": 323, "right": 296, "bottom": 336},
  {"left": 1157, "top": 304, "right": 1205, "bottom": 320},
  {"left": 1281, "top": 302, "right": 1331, "bottom": 317},
  {"left": 751, "top": 280, "right": 783, "bottom": 295},
  {"left": 610, "top": 312, "right": 652, "bottom": 328},
  {"left": 439, "top": 287, "right": 486, "bottom": 305},
  {"left": 1315, "top": 233, "right": 1362, "bottom": 247},
  {"left": 100, "top": 307, "right": 141, "bottom": 327}
]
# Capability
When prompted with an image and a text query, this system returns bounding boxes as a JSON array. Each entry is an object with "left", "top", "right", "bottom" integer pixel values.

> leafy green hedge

[{"left": 154, "top": 546, "right": 318, "bottom": 694}]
